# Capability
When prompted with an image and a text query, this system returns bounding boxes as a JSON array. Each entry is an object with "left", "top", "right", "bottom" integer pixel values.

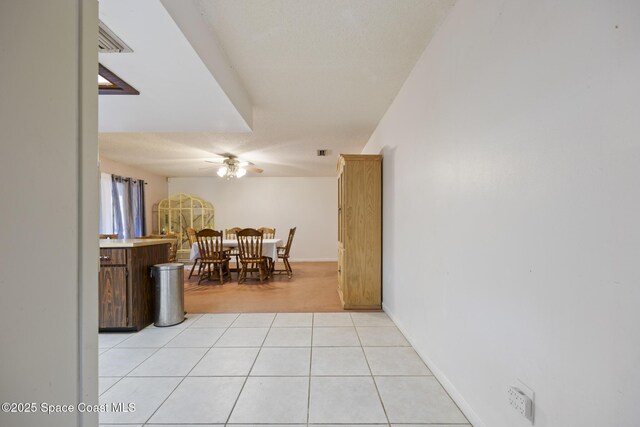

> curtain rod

[
  {"left": 115, "top": 176, "right": 148, "bottom": 185},
  {"left": 124, "top": 179, "right": 147, "bottom": 185}
]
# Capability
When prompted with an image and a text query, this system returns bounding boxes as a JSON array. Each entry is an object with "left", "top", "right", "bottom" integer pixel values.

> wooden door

[{"left": 99, "top": 266, "right": 128, "bottom": 328}]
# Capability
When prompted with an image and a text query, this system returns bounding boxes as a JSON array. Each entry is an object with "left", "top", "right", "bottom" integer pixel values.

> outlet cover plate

[{"left": 510, "top": 379, "right": 535, "bottom": 424}]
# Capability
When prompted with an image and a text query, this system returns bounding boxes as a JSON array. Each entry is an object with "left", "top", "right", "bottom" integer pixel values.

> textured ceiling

[{"left": 99, "top": 0, "right": 455, "bottom": 177}]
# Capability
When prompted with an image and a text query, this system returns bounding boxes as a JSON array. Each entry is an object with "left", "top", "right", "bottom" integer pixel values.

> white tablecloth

[{"left": 190, "top": 239, "right": 283, "bottom": 262}]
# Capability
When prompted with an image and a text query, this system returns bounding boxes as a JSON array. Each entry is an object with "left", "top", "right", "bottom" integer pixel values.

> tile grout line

[
  {"left": 351, "top": 312, "right": 392, "bottom": 427},
  {"left": 97, "top": 375, "right": 123, "bottom": 398},
  {"left": 307, "top": 312, "right": 314, "bottom": 424},
  {"left": 363, "top": 316, "right": 470, "bottom": 424},
  {"left": 99, "top": 320, "right": 194, "bottom": 395},
  {"left": 140, "top": 312, "right": 239, "bottom": 425},
  {"left": 100, "top": 329, "right": 181, "bottom": 412},
  {"left": 103, "top": 312, "right": 448, "bottom": 427},
  {"left": 223, "top": 313, "right": 277, "bottom": 426},
  {"left": 98, "top": 335, "right": 137, "bottom": 396},
  {"left": 104, "top": 328, "right": 182, "bottom": 380}
]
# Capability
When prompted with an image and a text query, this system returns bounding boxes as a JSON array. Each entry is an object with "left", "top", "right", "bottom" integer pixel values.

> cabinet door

[
  {"left": 99, "top": 248, "right": 126, "bottom": 265},
  {"left": 99, "top": 266, "right": 128, "bottom": 328},
  {"left": 337, "top": 246, "right": 344, "bottom": 288},
  {"left": 338, "top": 174, "right": 343, "bottom": 244},
  {"left": 337, "top": 246, "right": 346, "bottom": 305}
]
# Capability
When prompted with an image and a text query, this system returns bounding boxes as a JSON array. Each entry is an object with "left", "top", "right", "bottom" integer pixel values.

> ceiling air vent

[
  {"left": 317, "top": 149, "right": 329, "bottom": 157},
  {"left": 99, "top": 21, "right": 132, "bottom": 53}
]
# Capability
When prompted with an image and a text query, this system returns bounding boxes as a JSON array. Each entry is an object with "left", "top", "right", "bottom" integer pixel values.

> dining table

[{"left": 189, "top": 239, "right": 284, "bottom": 262}]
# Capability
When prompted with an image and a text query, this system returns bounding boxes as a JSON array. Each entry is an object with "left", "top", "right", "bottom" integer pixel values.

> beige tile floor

[{"left": 98, "top": 312, "right": 472, "bottom": 426}]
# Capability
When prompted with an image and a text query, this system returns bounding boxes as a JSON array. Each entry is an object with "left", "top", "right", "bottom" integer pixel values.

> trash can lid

[{"left": 152, "top": 263, "right": 184, "bottom": 270}]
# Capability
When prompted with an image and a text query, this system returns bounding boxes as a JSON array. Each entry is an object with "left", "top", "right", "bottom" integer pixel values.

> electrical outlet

[{"left": 508, "top": 384, "right": 534, "bottom": 424}]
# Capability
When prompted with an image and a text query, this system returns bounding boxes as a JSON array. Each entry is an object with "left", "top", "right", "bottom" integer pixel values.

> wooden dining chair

[
  {"left": 186, "top": 227, "right": 197, "bottom": 247},
  {"left": 99, "top": 234, "right": 118, "bottom": 239},
  {"left": 224, "top": 227, "right": 242, "bottom": 269},
  {"left": 186, "top": 227, "right": 202, "bottom": 278},
  {"left": 273, "top": 227, "right": 296, "bottom": 278},
  {"left": 161, "top": 232, "right": 179, "bottom": 263},
  {"left": 139, "top": 233, "right": 179, "bottom": 262},
  {"left": 224, "top": 227, "right": 242, "bottom": 239},
  {"left": 254, "top": 228, "right": 276, "bottom": 273},
  {"left": 257, "top": 227, "right": 276, "bottom": 239},
  {"left": 236, "top": 228, "right": 270, "bottom": 283},
  {"left": 167, "top": 235, "right": 178, "bottom": 262},
  {"left": 195, "top": 229, "right": 230, "bottom": 285}
]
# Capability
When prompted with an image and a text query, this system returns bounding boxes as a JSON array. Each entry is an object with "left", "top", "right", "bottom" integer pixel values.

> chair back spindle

[{"left": 257, "top": 227, "right": 276, "bottom": 239}]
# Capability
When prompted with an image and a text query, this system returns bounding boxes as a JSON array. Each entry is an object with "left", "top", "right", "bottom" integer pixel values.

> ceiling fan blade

[
  {"left": 202, "top": 155, "right": 263, "bottom": 174},
  {"left": 247, "top": 165, "right": 263, "bottom": 173},
  {"left": 199, "top": 166, "right": 218, "bottom": 170}
]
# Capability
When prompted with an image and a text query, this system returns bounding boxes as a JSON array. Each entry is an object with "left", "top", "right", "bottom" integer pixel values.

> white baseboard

[{"left": 382, "top": 302, "right": 486, "bottom": 427}]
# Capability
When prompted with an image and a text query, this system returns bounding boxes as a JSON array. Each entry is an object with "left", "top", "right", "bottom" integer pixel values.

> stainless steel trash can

[{"left": 151, "top": 263, "right": 185, "bottom": 327}]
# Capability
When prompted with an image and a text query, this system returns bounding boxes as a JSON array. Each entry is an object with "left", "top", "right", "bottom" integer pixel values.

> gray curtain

[
  {"left": 112, "top": 175, "right": 145, "bottom": 238},
  {"left": 132, "top": 178, "right": 146, "bottom": 237}
]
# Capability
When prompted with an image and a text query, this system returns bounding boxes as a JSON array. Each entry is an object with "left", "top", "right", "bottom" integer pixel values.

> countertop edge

[{"left": 99, "top": 239, "right": 172, "bottom": 248}]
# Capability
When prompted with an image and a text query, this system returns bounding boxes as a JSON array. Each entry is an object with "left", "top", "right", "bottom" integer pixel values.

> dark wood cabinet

[
  {"left": 99, "top": 265, "right": 128, "bottom": 328},
  {"left": 99, "top": 248, "right": 127, "bottom": 266},
  {"left": 98, "top": 242, "right": 169, "bottom": 331}
]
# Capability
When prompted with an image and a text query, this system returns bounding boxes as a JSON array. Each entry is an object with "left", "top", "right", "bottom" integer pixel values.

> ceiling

[
  {"left": 99, "top": 0, "right": 455, "bottom": 177},
  {"left": 99, "top": 0, "right": 252, "bottom": 133}
]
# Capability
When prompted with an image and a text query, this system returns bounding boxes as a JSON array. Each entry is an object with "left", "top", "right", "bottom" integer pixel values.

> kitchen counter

[
  {"left": 99, "top": 240, "right": 171, "bottom": 331},
  {"left": 100, "top": 238, "right": 170, "bottom": 248}
]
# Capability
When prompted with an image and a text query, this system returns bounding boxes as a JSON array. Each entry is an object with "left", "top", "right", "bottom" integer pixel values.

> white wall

[
  {"left": 100, "top": 156, "right": 169, "bottom": 233},
  {"left": 362, "top": 1, "right": 640, "bottom": 426},
  {"left": 0, "top": 1, "right": 98, "bottom": 426},
  {"left": 168, "top": 177, "right": 337, "bottom": 261}
]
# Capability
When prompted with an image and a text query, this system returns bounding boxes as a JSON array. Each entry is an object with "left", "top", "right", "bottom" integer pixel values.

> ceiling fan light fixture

[
  {"left": 216, "top": 163, "right": 246, "bottom": 179},
  {"left": 207, "top": 155, "right": 260, "bottom": 179}
]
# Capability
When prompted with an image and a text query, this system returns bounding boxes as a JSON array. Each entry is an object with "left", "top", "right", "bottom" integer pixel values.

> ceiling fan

[{"left": 202, "top": 154, "right": 263, "bottom": 179}]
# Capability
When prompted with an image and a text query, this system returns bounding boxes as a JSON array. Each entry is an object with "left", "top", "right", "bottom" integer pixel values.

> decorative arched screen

[{"left": 153, "top": 193, "right": 214, "bottom": 261}]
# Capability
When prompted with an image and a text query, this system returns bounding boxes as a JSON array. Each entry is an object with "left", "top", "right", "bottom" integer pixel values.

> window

[{"left": 99, "top": 173, "right": 146, "bottom": 238}]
